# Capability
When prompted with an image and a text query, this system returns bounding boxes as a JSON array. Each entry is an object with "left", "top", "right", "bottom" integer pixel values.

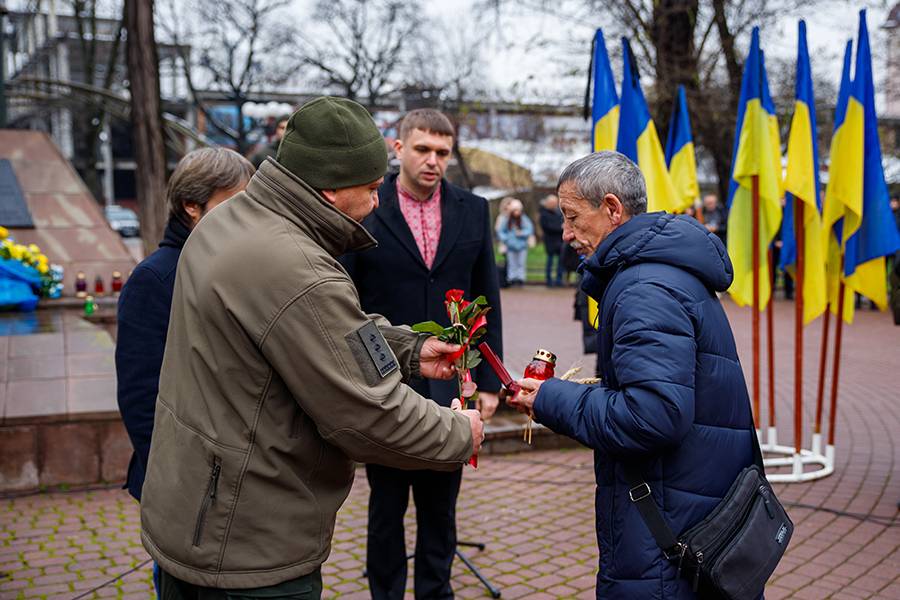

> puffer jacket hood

[{"left": 581, "top": 212, "right": 733, "bottom": 302}]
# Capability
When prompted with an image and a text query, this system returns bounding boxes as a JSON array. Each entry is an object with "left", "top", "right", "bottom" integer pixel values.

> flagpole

[
  {"left": 767, "top": 248, "right": 776, "bottom": 445},
  {"left": 813, "top": 302, "right": 830, "bottom": 455},
  {"left": 752, "top": 175, "right": 761, "bottom": 433},
  {"left": 827, "top": 276, "right": 845, "bottom": 453},
  {"left": 793, "top": 200, "right": 805, "bottom": 475}
]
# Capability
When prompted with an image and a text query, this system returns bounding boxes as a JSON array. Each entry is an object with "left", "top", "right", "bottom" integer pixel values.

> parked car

[{"left": 105, "top": 205, "right": 140, "bottom": 238}]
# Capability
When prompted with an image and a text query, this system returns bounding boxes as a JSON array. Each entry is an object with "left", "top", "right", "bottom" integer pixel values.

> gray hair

[
  {"left": 557, "top": 151, "right": 648, "bottom": 216},
  {"left": 168, "top": 147, "right": 255, "bottom": 225}
]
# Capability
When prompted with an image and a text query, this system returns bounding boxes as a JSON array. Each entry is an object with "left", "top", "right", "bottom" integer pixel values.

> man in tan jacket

[{"left": 140, "top": 97, "right": 482, "bottom": 599}]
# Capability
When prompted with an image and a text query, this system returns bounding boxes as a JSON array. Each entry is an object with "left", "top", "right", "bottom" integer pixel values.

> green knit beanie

[{"left": 275, "top": 97, "right": 388, "bottom": 190}]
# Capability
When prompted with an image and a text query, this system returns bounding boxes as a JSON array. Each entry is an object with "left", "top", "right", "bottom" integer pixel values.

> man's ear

[
  {"left": 184, "top": 202, "right": 202, "bottom": 222},
  {"left": 320, "top": 189, "right": 338, "bottom": 204},
  {"left": 602, "top": 193, "right": 625, "bottom": 224},
  {"left": 393, "top": 137, "right": 404, "bottom": 158}
]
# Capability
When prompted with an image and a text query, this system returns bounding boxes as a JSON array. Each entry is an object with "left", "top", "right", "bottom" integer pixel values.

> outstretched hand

[
  {"left": 452, "top": 398, "right": 484, "bottom": 455},
  {"left": 419, "top": 337, "right": 461, "bottom": 380},
  {"left": 506, "top": 378, "right": 545, "bottom": 417}
]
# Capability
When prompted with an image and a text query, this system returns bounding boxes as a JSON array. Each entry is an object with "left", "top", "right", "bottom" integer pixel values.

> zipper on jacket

[{"left": 192, "top": 457, "right": 221, "bottom": 547}]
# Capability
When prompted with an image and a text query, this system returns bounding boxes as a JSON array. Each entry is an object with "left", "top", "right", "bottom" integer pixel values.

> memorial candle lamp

[
  {"left": 111, "top": 271, "right": 123, "bottom": 295},
  {"left": 412, "top": 289, "right": 492, "bottom": 468},
  {"left": 522, "top": 349, "right": 556, "bottom": 444}
]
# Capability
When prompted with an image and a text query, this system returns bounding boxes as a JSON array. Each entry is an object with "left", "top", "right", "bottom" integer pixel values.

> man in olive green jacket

[{"left": 140, "top": 97, "right": 482, "bottom": 598}]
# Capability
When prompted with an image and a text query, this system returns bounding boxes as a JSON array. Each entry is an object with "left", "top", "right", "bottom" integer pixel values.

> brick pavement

[{"left": 1, "top": 286, "right": 898, "bottom": 599}]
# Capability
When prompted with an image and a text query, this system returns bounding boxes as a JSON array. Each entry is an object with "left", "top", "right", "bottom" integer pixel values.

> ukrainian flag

[
  {"left": 842, "top": 11, "right": 900, "bottom": 314},
  {"left": 726, "top": 27, "right": 783, "bottom": 310},
  {"left": 587, "top": 29, "right": 620, "bottom": 329},
  {"left": 664, "top": 85, "right": 699, "bottom": 213},
  {"left": 590, "top": 29, "right": 619, "bottom": 152},
  {"left": 780, "top": 20, "right": 827, "bottom": 324},
  {"left": 616, "top": 38, "right": 678, "bottom": 213},
  {"left": 821, "top": 40, "right": 857, "bottom": 322}
]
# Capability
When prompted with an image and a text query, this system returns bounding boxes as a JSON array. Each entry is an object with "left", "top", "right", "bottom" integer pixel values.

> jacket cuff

[
  {"left": 533, "top": 378, "right": 582, "bottom": 435},
  {"left": 407, "top": 333, "right": 429, "bottom": 379}
]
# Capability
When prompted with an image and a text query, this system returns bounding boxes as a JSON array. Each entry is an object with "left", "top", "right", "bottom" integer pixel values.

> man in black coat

[
  {"left": 539, "top": 193, "right": 564, "bottom": 287},
  {"left": 342, "top": 109, "right": 503, "bottom": 599},
  {"left": 116, "top": 147, "right": 254, "bottom": 503}
]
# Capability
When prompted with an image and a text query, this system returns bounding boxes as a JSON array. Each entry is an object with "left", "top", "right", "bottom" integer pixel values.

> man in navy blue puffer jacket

[{"left": 509, "top": 151, "right": 756, "bottom": 599}]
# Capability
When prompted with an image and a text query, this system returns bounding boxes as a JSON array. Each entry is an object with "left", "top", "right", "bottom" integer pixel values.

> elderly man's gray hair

[{"left": 557, "top": 151, "right": 648, "bottom": 216}]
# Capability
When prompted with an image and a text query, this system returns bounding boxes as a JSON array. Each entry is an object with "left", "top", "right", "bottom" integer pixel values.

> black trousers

[
  {"left": 158, "top": 567, "right": 322, "bottom": 599},
  {"left": 366, "top": 464, "right": 463, "bottom": 599}
]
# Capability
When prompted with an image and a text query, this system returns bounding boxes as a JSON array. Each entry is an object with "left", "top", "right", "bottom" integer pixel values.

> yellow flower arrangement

[{"left": 0, "top": 235, "right": 62, "bottom": 298}]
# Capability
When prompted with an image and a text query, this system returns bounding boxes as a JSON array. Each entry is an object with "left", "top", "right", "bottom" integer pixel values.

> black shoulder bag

[{"left": 624, "top": 429, "right": 793, "bottom": 599}]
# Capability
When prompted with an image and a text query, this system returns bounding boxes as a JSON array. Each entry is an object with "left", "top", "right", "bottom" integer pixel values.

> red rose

[{"left": 445, "top": 289, "right": 465, "bottom": 304}]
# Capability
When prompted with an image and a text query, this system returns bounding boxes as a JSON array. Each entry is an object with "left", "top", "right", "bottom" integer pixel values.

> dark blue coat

[
  {"left": 116, "top": 219, "right": 189, "bottom": 501},
  {"left": 535, "top": 212, "right": 755, "bottom": 599},
  {"left": 341, "top": 173, "right": 503, "bottom": 404}
]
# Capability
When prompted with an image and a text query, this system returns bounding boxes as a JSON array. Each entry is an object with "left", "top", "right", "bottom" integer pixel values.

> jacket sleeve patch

[{"left": 348, "top": 321, "right": 399, "bottom": 381}]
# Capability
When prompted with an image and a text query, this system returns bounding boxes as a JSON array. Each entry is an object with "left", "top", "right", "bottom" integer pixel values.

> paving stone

[{"left": 1, "top": 291, "right": 898, "bottom": 598}]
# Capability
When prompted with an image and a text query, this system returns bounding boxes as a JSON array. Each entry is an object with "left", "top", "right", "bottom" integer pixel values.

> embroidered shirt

[{"left": 397, "top": 181, "right": 442, "bottom": 269}]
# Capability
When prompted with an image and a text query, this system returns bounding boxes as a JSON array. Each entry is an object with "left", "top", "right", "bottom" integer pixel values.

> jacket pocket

[{"left": 193, "top": 456, "right": 222, "bottom": 547}]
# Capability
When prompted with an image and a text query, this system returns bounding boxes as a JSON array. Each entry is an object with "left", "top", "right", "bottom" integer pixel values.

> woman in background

[{"left": 496, "top": 198, "right": 533, "bottom": 286}]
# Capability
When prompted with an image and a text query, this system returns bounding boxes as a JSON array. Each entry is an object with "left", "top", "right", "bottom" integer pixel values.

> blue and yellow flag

[
  {"left": 726, "top": 27, "right": 783, "bottom": 310},
  {"left": 664, "top": 85, "right": 699, "bottom": 213},
  {"left": 821, "top": 40, "right": 857, "bottom": 322},
  {"left": 591, "top": 29, "right": 619, "bottom": 152},
  {"left": 586, "top": 29, "right": 620, "bottom": 328},
  {"left": 780, "top": 20, "right": 827, "bottom": 324},
  {"left": 616, "top": 38, "right": 678, "bottom": 213},
  {"left": 842, "top": 10, "right": 900, "bottom": 313}
]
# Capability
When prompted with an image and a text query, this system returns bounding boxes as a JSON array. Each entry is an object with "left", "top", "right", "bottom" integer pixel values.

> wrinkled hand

[
  {"left": 506, "top": 378, "right": 546, "bottom": 417},
  {"left": 419, "top": 337, "right": 461, "bottom": 380},
  {"left": 452, "top": 398, "right": 484, "bottom": 455},
  {"left": 477, "top": 391, "right": 499, "bottom": 420}
]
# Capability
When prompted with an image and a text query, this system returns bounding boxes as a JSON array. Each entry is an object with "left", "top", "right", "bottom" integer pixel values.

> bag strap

[
  {"left": 622, "top": 462, "right": 680, "bottom": 555},
  {"left": 624, "top": 422, "right": 766, "bottom": 557}
]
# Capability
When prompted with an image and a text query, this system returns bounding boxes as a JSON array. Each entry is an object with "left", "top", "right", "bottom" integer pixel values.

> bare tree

[
  {"left": 479, "top": 0, "right": 823, "bottom": 200},
  {"left": 410, "top": 19, "right": 494, "bottom": 189},
  {"left": 63, "top": 0, "right": 125, "bottom": 202},
  {"left": 125, "top": 0, "right": 168, "bottom": 254},
  {"left": 300, "top": 0, "right": 423, "bottom": 107},
  {"left": 158, "top": 0, "right": 300, "bottom": 154}
]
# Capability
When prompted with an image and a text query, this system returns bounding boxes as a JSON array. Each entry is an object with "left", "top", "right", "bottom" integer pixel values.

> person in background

[
  {"left": 342, "top": 108, "right": 502, "bottom": 600},
  {"left": 539, "top": 194, "right": 564, "bottom": 287},
  {"left": 494, "top": 196, "right": 514, "bottom": 288},
  {"left": 250, "top": 114, "right": 291, "bottom": 168},
  {"left": 701, "top": 193, "right": 727, "bottom": 245},
  {"left": 115, "top": 147, "right": 254, "bottom": 593},
  {"left": 496, "top": 198, "right": 533, "bottom": 286}
]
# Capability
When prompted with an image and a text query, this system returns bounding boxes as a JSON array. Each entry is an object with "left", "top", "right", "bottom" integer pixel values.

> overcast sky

[
  {"left": 424, "top": 1, "right": 894, "bottom": 107},
  {"left": 14, "top": 0, "right": 894, "bottom": 107}
]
